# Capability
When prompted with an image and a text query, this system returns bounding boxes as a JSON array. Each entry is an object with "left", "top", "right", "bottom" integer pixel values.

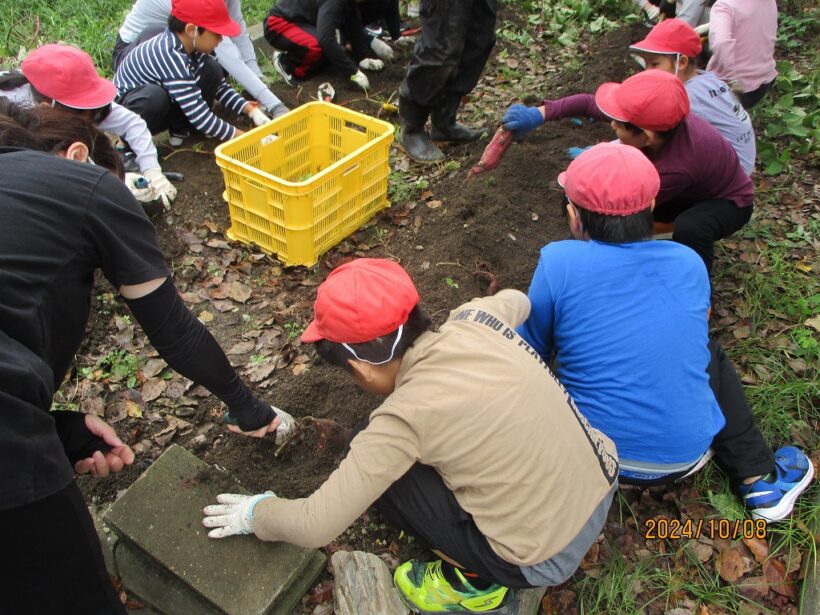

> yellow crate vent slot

[{"left": 215, "top": 101, "right": 394, "bottom": 267}]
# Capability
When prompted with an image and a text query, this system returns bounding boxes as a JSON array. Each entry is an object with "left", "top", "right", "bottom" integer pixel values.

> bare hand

[{"left": 73, "top": 414, "right": 135, "bottom": 477}]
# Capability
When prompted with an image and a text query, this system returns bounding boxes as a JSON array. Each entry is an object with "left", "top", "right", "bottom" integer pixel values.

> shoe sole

[{"left": 752, "top": 459, "right": 815, "bottom": 522}]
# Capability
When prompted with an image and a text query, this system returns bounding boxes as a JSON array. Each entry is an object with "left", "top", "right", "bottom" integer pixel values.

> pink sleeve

[{"left": 707, "top": 3, "right": 737, "bottom": 82}]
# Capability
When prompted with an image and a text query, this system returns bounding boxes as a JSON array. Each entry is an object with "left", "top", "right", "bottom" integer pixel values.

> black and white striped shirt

[{"left": 114, "top": 29, "right": 247, "bottom": 141}]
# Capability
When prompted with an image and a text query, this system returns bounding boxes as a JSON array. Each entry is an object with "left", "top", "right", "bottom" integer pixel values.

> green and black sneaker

[{"left": 394, "top": 559, "right": 515, "bottom": 614}]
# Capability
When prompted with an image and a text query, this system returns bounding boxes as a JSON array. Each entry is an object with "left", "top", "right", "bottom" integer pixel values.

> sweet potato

[{"left": 468, "top": 127, "right": 513, "bottom": 177}]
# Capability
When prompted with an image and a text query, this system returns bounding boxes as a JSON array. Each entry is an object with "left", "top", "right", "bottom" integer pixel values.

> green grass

[
  {"left": 0, "top": 0, "right": 277, "bottom": 76},
  {"left": 0, "top": 0, "right": 132, "bottom": 72}
]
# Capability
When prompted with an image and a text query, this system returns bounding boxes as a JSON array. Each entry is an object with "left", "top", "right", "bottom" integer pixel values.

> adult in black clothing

[
  {"left": 0, "top": 101, "right": 293, "bottom": 614},
  {"left": 397, "top": 0, "right": 497, "bottom": 163}
]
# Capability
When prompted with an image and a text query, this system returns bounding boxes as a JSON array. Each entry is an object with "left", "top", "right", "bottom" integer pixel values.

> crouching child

[{"left": 203, "top": 258, "right": 619, "bottom": 613}]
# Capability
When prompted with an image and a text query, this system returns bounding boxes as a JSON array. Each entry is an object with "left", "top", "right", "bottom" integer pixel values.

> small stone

[{"left": 415, "top": 245, "right": 424, "bottom": 251}]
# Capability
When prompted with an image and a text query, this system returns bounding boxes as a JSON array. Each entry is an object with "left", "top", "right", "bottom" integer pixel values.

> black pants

[
  {"left": 116, "top": 55, "right": 223, "bottom": 136},
  {"left": 654, "top": 198, "right": 753, "bottom": 276},
  {"left": 0, "top": 481, "right": 126, "bottom": 615},
  {"left": 708, "top": 339, "right": 775, "bottom": 481},
  {"left": 399, "top": 0, "right": 497, "bottom": 107},
  {"left": 375, "top": 463, "right": 532, "bottom": 588},
  {"left": 264, "top": 16, "right": 325, "bottom": 79},
  {"left": 740, "top": 79, "right": 775, "bottom": 109}
]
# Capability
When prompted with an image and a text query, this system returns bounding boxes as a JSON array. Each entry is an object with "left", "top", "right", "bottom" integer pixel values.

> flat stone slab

[{"left": 105, "top": 444, "right": 325, "bottom": 615}]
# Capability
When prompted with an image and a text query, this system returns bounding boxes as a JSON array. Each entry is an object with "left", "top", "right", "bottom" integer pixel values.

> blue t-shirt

[{"left": 517, "top": 239, "right": 725, "bottom": 465}]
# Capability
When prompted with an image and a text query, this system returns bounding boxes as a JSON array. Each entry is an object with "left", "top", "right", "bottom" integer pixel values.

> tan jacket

[{"left": 255, "top": 290, "right": 618, "bottom": 565}]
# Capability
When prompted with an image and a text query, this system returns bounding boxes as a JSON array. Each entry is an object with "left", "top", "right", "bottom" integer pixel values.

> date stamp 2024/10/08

[{"left": 644, "top": 517, "right": 768, "bottom": 541}]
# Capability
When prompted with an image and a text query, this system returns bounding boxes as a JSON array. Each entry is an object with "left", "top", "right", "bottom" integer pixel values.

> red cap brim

[
  {"left": 300, "top": 319, "right": 324, "bottom": 343},
  {"left": 57, "top": 78, "right": 117, "bottom": 110},
  {"left": 210, "top": 18, "right": 241, "bottom": 37},
  {"left": 594, "top": 82, "right": 629, "bottom": 123}
]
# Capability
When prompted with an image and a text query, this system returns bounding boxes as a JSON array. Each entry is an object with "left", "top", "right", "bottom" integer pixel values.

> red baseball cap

[
  {"left": 21, "top": 45, "right": 116, "bottom": 110},
  {"left": 557, "top": 142, "right": 660, "bottom": 216},
  {"left": 595, "top": 69, "right": 690, "bottom": 131},
  {"left": 171, "top": 0, "right": 241, "bottom": 37},
  {"left": 301, "top": 259, "right": 420, "bottom": 344},
  {"left": 629, "top": 19, "right": 702, "bottom": 58}
]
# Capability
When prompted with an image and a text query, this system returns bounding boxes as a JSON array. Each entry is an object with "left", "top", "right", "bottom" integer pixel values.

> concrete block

[
  {"left": 105, "top": 444, "right": 326, "bottom": 615},
  {"left": 89, "top": 502, "right": 119, "bottom": 577}
]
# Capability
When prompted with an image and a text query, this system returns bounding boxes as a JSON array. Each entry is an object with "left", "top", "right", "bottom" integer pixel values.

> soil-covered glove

[
  {"left": 370, "top": 37, "right": 395, "bottom": 62},
  {"left": 125, "top": 172, "right": 154, "bottom": 203},
  {"left": 358, "top": 58, "right": 384, "bottom": 72},
  {"left": 350, "top": 70, "right": 371, "bottom": 90},
  {"left": 248, "top": 105, "right": 272, "bottom": 127},
  {"left": 502, "top": 104, "right": 544, "bottom": 135},
  {"left": 272, "top": 406, "right": 295, "bottom": 445},
  {"left": 144, "top": 167, "right": 177, "bottom": 210},
  {"left": 202, "top": 492, "right": 275, "bottom": 538},
  {"left": 268, "top": 102, "right": 290, "bottom": 119}
]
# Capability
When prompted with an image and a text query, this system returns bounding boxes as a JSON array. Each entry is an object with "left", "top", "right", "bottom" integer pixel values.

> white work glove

[
  {"left": 358, "top": 58, "right": 384, "bottom": 71},
  {"left": 272, "top": 406, "right": 295, "bottom": 446},
  {"left": 369, "top": 37, "right": 395, "bottom": 62},
  {"left": 144, "top": 167, "right": 177, "bottom": 210},
  {"left": 248, "top": 105, "right": 272, "bottom": 127},
  {"left": 693, "top": 23, "right": 710, "bottom": 35},
  {"left": 125, "top": 172, "right": 154, "bottom": 204},
  {"left": 350, "top": 70, "right": 370, "bottom": 91},
  {"left": 202, "top": 492, "right": 275, "bottom": 538},
  {"left": 268, "top": 102, "right": 290, "bottom": 119},
  {"left": 640, "top": 1, "right": 660, "bottom": 20},
  {"left": 395, "top": 36, "right": 416, "bottom": 47}
]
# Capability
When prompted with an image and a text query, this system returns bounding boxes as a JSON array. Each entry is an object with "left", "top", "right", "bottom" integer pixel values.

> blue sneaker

[{"left": 739, "top": 446, "right": 815, "bottom": 521}]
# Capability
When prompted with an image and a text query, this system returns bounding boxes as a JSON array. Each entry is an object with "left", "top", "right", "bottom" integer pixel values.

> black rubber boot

[
  {"left": 430, "top": 95, "right": 486, "bottom": 142},
  {"left": 398, "top": 96, "right": 444, "bottom": 163}
]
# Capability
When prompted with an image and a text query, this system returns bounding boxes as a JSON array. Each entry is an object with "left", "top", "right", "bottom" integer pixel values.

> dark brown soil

[{"left": 77, "top": 18, "right": 643, "bottom": 611}]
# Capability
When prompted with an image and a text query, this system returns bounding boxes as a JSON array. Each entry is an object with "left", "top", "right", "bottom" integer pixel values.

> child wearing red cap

[
  {"left": 706, "top": 0, "right": 779, "bottom": 109},
  {"left": 629, "top": 19, "right": 755, "bottom": 175},
  {"left": 263, "top": 0, "right": 389, "bottom": 91},
  {"left": 113, "top": 0, "right": 269, "bottom": 146},
  {"left": 518, "top": 143, "right": 813, "bottom": 522},
  {"left": 502, "top": 69, "right": 753, "bottom": 275},
  {"left": 0, "top": 44, "right": 178, "bottom": 208},
  {"left": 112, "top": 0, "right": 289, "bottom": 120},
  {"left": 203, "top": 258, "right": 619, "bottom": 613}
]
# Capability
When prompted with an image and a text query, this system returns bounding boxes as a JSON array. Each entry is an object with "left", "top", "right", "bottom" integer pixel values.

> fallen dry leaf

[
  {"left": 228, "top": 282, "right": 253, "bottom": 303},
  {"left": 733, "top": 325, "right": 751, "bottom": 339},
  {"left": 425, "top": 199, "right": 443, "bottom": 209},
  {"left": 763, "top": 558, "right": 798, "bottom": 602},
  {"left": 141, "top": 377, "right": 167, "bottom": 402},
  {"left": 716, "top": 546, "right": 750, "bottom": 583},
  {"left": 142, "top": 358, "right": 167, "bottom": 379},
  {"left": 737, "top": 575, "right": 770, "bottom": 604},
  {"left": 742, "top": 537, "right": 769, "bottom": 563},
  {"left": 227, "top": 340, "right": 256, "bottom": 355}
]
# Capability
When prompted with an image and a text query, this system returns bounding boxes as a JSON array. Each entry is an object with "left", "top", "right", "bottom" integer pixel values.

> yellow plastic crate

[{"left": 215, "top": 101, "right": 394, "bottom": 267}]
